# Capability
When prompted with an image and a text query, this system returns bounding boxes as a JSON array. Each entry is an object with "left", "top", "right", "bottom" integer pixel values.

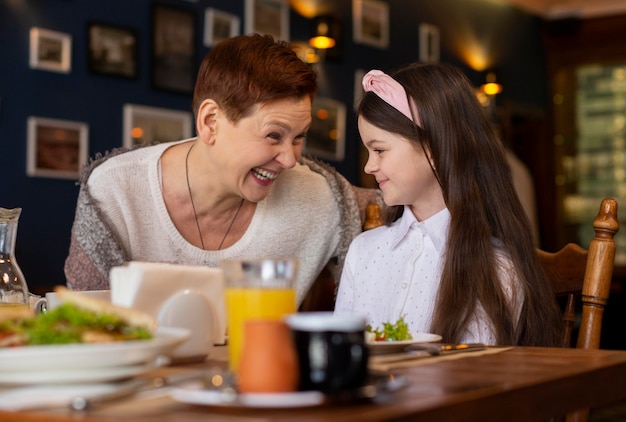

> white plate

[
  {"left": 170, "top": 389, "right": 325, "bottom": 409},
  {"left": 366, "top": 332, "right": 442, "bottom": 355},
  {"left": 0, "top": 361, "right": 159, "bottom": 385},
  {"left": 0, "top": 384, "right": 122, "bottom": 411},
  {"left": 0, "top": 327, "right": 190, "bottom": 372}
]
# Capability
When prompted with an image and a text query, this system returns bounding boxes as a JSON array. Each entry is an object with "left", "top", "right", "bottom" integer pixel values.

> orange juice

[{"left": 226, "top": 287, "right": 296, "bottom": 371}]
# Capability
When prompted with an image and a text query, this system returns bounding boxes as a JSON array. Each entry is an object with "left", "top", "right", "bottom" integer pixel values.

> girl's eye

[{"left": 373, "top": 148, "right": 384, "bottom": 154}]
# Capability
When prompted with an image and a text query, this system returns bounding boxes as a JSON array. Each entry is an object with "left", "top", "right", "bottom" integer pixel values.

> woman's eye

[
  {"left": 293, "top": 134, "right": 306, "bottom": 146},
  {"left": 267, "top": 132, "right": 281, "bottom": 141}
]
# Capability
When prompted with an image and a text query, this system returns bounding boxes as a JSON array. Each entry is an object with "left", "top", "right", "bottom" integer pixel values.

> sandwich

[{"left": 0, "top": 286, "right": 155, "bottom": 347}]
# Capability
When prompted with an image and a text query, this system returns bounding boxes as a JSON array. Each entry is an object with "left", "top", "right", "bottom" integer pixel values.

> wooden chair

[
  {"left": 537, "top": 197, "right": 619, "bottom": 350},
  {"left": 537, "top": 197, "right": 619, "bottom": 422}
]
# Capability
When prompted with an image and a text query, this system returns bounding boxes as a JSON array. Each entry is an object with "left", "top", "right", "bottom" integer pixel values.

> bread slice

[
  {"left": 54, "top": 286, "right": 156, "bottom": 332},
  {"left": 0, "top": 306, "right": 33, "bottom": 323}
]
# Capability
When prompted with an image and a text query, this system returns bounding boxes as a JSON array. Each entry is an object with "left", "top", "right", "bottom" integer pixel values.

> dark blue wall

[{"left": 0, "top": 0, "right": 546, "bottom": 293}]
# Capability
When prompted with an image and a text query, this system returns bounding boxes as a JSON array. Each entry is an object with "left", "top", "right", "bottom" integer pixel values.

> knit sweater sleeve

[{"left": 64, "top": 153, "right": 128, "bottom": 291}]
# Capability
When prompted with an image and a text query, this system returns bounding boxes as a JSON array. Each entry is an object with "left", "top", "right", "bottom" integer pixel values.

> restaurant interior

[{"left": 2, "top": 0, "right": 626, "bottom": 351}]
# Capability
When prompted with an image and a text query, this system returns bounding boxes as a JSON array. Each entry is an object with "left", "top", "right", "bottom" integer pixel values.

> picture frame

[
  {"left": 29, "top": 27, "right": 72, "bottom": 73},
  {"left": 352, "top": 0, "right": 389, "bottom": 49},
  {"left": 123, "top": 104, "right": 193, "bottom": 149},
  {"left": 152, "top": 4, "right": 196, "bottom": 93},
  {"left": 26, "top": 116, "right": 88, "bottom": 179},
  {"left": 244, "top": 0, "right": 289, "bottom": 41},
  {"left": 419, "top": 23, "right": 440, "bottom": 63},
  {"left": 305, "top": 97, "right": 346, "bottom": 162},
  {"left": 204, "top": 8, "right": 240, "bottom": 47},
  {"left": 87, "top": 22, "right": 138, "bottom": 78}
]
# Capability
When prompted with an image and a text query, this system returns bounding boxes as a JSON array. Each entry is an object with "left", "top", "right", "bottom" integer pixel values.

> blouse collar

[{"left": 391, "top": 205, "right": 450, "bottom": 253}]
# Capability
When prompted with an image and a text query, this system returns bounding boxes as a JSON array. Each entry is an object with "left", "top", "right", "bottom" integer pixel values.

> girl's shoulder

[{"left": 352, "top": 223, "right": 394, "bottom": 247}]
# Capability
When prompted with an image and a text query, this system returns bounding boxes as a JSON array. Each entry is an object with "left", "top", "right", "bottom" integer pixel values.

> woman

[
  {"left": 335, "top": 63, "right": 562, "bottom": 346},
  {"left": 65, "top": 34, "right": 378, "bottom": 306}
]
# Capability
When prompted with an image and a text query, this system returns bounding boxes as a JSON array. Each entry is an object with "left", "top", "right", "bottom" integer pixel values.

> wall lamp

[
  {"left": 309, "top": 15, "right": 337, "bottom": 50},
  {"left": 481, "top": 71, "right": 503, "bottom": 96}
]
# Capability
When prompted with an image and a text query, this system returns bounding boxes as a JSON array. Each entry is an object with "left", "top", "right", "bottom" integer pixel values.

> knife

[
  {"left": 406, "top": 342, "right": 486, "bottom": 355},
  {"left": 370, "top": 343, "right": 486, "bottom": 364}
]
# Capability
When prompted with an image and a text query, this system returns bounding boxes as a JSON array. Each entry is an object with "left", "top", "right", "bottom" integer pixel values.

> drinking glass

[
  {"left": 219, "top": 258, "right": 298, "bottom": 372},
  {"left": 0, "top": 207, "right": 29, "bottom": 314}
]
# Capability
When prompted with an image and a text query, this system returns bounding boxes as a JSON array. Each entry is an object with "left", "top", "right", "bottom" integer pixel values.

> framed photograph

[
  {"left": 29, "top": 27, "right": 72, "bottom": 73},
  {"left": 152, "top": 4, "right": 196, "bottom": 93},
  {"left": 419, "top": 23, "right": 440, "bottom": 63},
  {"left": 244, "top": 0, "right": 289, "bottom": 41},
  {"left": 352, "top": 0, "right": 389, "bottom": 49},
  {"left": 26, "top": 117, "right": 88, "bottom": 179},
  {"left": 204, "top": 8, "right": 240, "bottom": 47},
  {"left": 305, "top": 97, "right": 346, "bottom": 162},
  {"left": 87, "top": 22, "right": 138, "bottom": 78},
  {"left": 123, "top": 104, "right": 193, "bottom": 148}
]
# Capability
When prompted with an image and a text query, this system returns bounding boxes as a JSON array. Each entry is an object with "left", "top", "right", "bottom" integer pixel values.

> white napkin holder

[{"left": 109, "top": 261, "right": 226, "bottom": 361}]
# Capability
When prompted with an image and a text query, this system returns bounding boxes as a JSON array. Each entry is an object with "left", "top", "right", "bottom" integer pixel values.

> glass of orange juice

[{"left": 219, "top": 258, "right": 298, "bottom": 372}]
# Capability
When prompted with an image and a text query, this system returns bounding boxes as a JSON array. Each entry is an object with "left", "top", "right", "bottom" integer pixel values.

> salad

[{"left": 366, "top": 316, "right": 413, "bottom": 342}]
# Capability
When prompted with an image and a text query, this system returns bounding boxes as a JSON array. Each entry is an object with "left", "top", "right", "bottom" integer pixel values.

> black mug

[{"left": 285, "top": 312, "right": 369, "bottom": 393}]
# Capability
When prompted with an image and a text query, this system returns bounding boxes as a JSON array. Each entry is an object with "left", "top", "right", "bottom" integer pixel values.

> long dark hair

[{"left": 358, "top": 63, "right": 562, "bottom": 346}]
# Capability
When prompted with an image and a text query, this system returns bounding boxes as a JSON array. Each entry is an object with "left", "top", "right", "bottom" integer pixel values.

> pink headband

[{"left": 362, "top": 69, "right": 420, "bottom": 126}]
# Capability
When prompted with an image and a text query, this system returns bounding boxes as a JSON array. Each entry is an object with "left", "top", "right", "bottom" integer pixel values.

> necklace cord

[{"left": 185, "top": 143, "right": 244, "bottom": 250}]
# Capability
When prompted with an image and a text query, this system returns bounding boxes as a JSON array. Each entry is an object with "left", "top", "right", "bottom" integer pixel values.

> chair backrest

[{"left": 537, "top": 197, "right": 619, "bottom": 349}]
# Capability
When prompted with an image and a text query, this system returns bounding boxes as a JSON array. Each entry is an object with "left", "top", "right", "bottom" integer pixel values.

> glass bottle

[
  {"left": 0, "top": 207, "right": 29, "bottom": 310},
  {"left": 363, "top": 202, "right": 384, "bottom": 231}
]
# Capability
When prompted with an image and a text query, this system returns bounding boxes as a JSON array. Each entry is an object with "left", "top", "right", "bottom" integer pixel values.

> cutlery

[
  {"left": 370, "top": 343, "right": 486, "bottom": 364},
  {"left": 70, "top": 369, "right": 235, "bottom": 411},
  {"left": 406, "top": 342, "right": 486, "bottom": 355}
]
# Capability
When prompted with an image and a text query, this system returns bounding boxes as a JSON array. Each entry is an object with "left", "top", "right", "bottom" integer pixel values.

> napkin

[{"left": 109, "top": 261, "right": 226, "bottom": 345}]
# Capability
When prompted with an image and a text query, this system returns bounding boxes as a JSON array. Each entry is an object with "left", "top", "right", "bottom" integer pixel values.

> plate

[
  {"left": 366, "top": 332, "right": 442, "bottom": 355},
  {"left": 0, "top": 384, "right": 122, "bottom": 411},
  {"left": 170, "top": 389, "right": 325, "bottom": 409},
  {"left": 0, "top": 361, "right": 158, "bottom": 385},
  {"left": 0, "top": 327, "right": 190, "bottom": 372}
]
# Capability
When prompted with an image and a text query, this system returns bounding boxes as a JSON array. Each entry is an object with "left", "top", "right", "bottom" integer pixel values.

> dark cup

[{"left": 285, "top": 312, "right": 369, "bottom": 393}]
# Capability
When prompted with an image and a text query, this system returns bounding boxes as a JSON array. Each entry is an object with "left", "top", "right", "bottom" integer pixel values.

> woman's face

[
  {"left": 212, "top": 96, "right": 311, "bottom": 203},
  {"left": 358, "top": 116, "right": 445, "bottom": 221}
]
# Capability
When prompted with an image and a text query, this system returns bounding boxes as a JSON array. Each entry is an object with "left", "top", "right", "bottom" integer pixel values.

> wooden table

[{"left": 2, "top": 346, "right": 626, "bottom": 422}]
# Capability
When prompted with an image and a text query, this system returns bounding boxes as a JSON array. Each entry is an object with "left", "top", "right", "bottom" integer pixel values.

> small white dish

[
  {"left": 170, "top": 389, "right": 325, "bottom": 408},
  {"left": 157, "top": 289, "right": 215, "bottom": 362},
  {"left": 366, "top": 332, "right": 442, "bottom": 355}
]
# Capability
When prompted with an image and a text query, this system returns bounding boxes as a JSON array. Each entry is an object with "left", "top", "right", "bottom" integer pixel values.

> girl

[{"left": 335, "top": 63, "right": 562, "bottom": 346}]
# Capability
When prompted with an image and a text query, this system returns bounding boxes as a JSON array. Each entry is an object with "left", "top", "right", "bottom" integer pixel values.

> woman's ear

[{"left": 196, "top": 99, "right": 219, "bottom": 145}]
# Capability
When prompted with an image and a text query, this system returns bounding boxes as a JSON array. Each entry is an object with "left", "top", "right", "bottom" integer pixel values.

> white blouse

[{"left": 335, "top": 206, "right": 522, "bottom": 345}]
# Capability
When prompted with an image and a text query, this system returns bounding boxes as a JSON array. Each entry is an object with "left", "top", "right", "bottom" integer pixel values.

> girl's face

[
  {"left": 211, "top": 97, "right": 311, "bottom": 202},
  {"left": 358, "top": 116, "right": 445, "bottom": 221}
]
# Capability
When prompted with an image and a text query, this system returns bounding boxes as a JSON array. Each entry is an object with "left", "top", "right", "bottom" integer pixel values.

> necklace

[{"left": 185, "top": 143, "right": 244, "bottom": 250}]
